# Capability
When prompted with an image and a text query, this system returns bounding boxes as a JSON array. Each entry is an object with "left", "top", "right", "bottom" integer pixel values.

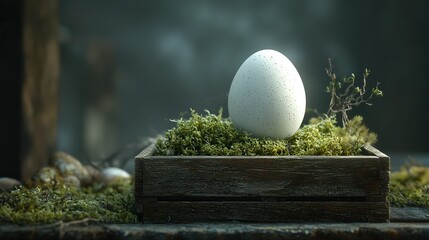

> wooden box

[{"left": 135, "top": 145, "right": 389, "bottom": 223}]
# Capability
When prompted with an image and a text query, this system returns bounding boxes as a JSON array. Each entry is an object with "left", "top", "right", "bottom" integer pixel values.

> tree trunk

[{"left": 0, "top": 0, "right": 59, "bottom": 181}]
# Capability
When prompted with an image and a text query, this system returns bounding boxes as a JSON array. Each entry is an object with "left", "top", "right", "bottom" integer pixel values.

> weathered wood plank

[
  {"left": 141, "top": 201, "right": 389, "bottom": 223},
  {"left": 3, "top": 222, "right": 429, "bottom": 240},
  {"left": 141, "top": 157, "right": 383, "bottom": 197},
  {"left": 391, "top": 207, "right": 429, "bottom": 222}
]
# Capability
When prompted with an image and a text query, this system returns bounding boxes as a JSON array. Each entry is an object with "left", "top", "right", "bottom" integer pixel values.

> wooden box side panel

[
  {"left": 135, "top": 146, "right": 390, "bottom": 223},
  {"left": 139, "top": 156, "right": 384, "bottom": 198},
  {"left": 142, "top": 200, "right": 389, "bottom": 223}
]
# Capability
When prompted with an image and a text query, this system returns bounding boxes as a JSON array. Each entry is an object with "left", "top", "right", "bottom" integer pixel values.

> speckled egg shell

[{"left": 228, "top": 49, "right": 306, "bottom": 139}]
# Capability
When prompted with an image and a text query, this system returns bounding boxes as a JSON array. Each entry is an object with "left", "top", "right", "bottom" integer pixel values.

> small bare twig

[{"left": 325, "top": 58, "right": 383, "bottom": 127}]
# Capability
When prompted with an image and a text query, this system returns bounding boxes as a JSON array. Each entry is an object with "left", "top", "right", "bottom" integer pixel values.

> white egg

[{"left": 228, "top": 49, "right": 306, "bottom": 139}]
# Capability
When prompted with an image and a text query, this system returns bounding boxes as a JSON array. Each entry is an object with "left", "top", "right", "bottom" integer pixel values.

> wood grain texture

[
  {"left": 0, "top": 0, "right": 58, "bottom": 181},
  {"left": 142, "top": 201, "right": 389, "bottom": 223},
  {"left": 3, "top": 222, "right": 429, "bottom": 240},
  {"left": 20, "top": 0, "right": 59, "bottom": 181},
  {"left": 141, "top": 155, "right": 384, "bottom": 197},
  {"left": 135, "top": 145, "right": 390, "bottom": 223}
]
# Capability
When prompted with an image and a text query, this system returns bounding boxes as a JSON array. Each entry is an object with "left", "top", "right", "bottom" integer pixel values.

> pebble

[
  {"left": 101, "top": 167, "right": 131, "bottom": 185},
  {"left": 84, "top": 164, "right": 101, "bottom": 183},
  {"left": 51, "top": 151, "right": 91, "bottom": 186},
  {"left": 32, "top": 167, "right": 59, "bottom": 185},
  {"left": 0, "top": 177, "right": 22, "bottom": 192},
  {"left": 63, "top": 175, "right": 81, "bottom": 188}
]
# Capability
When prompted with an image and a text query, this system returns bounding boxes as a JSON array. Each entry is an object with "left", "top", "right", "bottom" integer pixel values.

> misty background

[{"left": 58, "top": 0, "right": 429, "bottom": 163}]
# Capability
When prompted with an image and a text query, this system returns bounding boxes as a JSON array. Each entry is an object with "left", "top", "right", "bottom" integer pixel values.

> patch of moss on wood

[
  {"left": 0, "top": 182, "right": 137, "bottom": 224},
  {"left": 153, "top": 109, "right": 377, "bottom": 156},
  {"left": 389, "top": 165, "right": 429, "bottom": 207}
]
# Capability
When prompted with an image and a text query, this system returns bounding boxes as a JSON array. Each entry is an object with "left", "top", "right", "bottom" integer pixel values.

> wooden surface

[
  {"left": 391, "top": 207, "right": 429, "bottom": 222},
  {"left": 1, "top": 222, "right": 429, "bottom": 240},
  {"left": 135, "top": 146, "right": 389, "bottom": 223},
  {"left": 142, "top": 201, "right": 389, "bottom": 223},
  {"left": 0, "top": 0, "right": 59, "bottom": 181}
]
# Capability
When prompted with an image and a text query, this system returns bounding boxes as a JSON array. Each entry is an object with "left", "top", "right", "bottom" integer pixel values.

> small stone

[
  {"left": 84, "top": 165, "right": 101, "bottom": 184},
  {"left": 0, "top": 177, "right": 22, "bottom": 192},
  {"left": 51, "top": 151, "right": 91, "bottom": 186},
  {"left": 101, "top": 167, "right": 131, "bottom": 186},
  {"left": 63, "top": 175, "right": 81, "bottom": 188},
  {"left": 32, "top": 167, "right": 60, "bottom": 186}
]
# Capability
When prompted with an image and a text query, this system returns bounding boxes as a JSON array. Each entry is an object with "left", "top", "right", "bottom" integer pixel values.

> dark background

[{"left": 58, "top": 0, "right": 429, "bottom": 162}]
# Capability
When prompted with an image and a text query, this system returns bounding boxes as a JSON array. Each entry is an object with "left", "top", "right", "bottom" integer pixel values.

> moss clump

[
  {"left": 0, "top": 182, "right": 137, "bottom": 224},
  {"left": 154, "top": 109, "right": 377, "bottom": 156},
  {"left": 288, "top": 115, "right": 376, "bottom": 155},
  {"left": 389, "top": 165, "right": 429, "bottom": 207}
]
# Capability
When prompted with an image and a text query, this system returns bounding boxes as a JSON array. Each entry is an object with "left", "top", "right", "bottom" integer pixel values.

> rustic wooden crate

[{"left": 135, "top": 145, "right": 389, "bottom": 223}]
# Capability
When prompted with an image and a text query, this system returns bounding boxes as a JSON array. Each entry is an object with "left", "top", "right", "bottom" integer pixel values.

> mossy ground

[
  {"left": 0, "top": 182, "right": 137, "bottom": 224},
  {"left": 0, "top": 166, "right": 428, "bottom": 224},
  {"left": 389, "top": 165, "right": 429, "bottom": 207}
]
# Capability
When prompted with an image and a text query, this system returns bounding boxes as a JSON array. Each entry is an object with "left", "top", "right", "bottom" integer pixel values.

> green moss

[
  {"left": 288, "top": 115, "right": 376, "bottom": 155},
  {"left": 0, "top": 182, "right": 137, "bottom": 224},
  {"left": 153, "top": 109, "right": 377, "bottom": 156},
  {"left": 0, "top": 108, "right": 400, "bottom": 224},
  {"left": 389, "top": 165, "right": 429, "bottom": 207}
]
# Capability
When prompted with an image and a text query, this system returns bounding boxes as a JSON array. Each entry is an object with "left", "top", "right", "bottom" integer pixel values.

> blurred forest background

[{"left": 58, "top": 0, "right": 429, "bottom": 162}]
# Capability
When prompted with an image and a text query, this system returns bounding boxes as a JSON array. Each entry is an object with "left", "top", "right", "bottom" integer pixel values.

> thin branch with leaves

[{"left": 325, "top": 58, "right": 383, "bottom": 127}]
